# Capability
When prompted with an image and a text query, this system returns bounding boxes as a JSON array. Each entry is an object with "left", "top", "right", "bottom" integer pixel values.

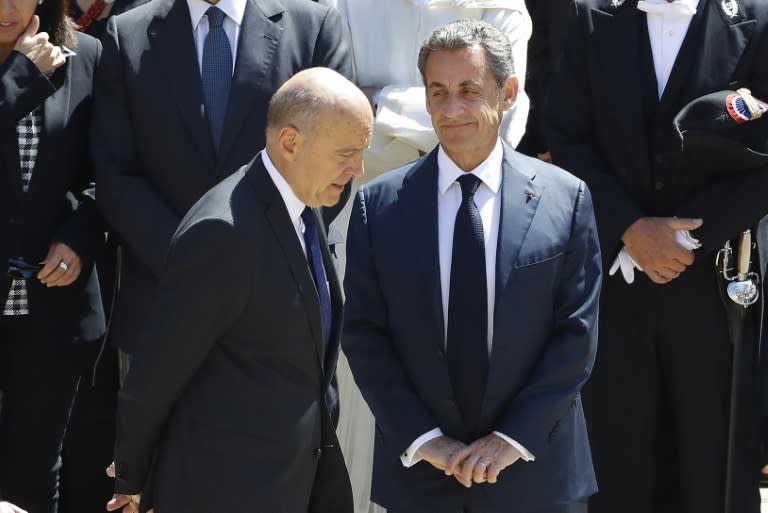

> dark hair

[
  {"left": 417, "top": 19, "right": 514, "bottom": 91},
  {"left": 37, "top": 0, "right": 77, "bottom": 49}
]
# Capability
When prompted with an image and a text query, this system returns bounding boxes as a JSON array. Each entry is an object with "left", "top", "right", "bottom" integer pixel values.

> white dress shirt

[
  {"left": 187, "top": 0, "right": 245, "bottom": 75},
  {"left": 261, "top": 151, "right": 308, "bottom": 256},
  {"left": 639, "top": 0, "right": 700, "bottom": 99},
  {"left": 400, "top": 141, "right": 534, "bottom": 467}
]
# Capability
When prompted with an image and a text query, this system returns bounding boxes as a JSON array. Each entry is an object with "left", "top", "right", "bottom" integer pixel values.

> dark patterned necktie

[
  {"left": 302, "top": 208, "right": 332, "bottom": 354},
  {"left": 201, "top": 6, "right": 232, "bottom": 151},
  {"left": 447, "top": 174, "right": 489, "bottom": 426}
]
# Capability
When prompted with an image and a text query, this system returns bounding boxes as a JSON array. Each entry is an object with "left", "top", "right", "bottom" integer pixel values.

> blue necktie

[
  {"left": 447, "top": 174, "right": 489, "bottom": 427},
  {"left": 201, "top": 6, "right": 232, "bottom": 151},
  {"left": 302, "top": 208, "right": 332, "bottom": 354}
]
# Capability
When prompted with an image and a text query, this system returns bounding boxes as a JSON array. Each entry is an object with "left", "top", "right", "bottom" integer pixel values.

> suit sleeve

[
  {"left": 494, "top": 182, "right": 601, "bottom": 456},
  {"left": 55, "top": 38, "right": 105, "bottom": 271},
  {"left": 313, "top": 5, "right": 356, "bottom": 83},
  {"left": 342, "top": 188, "right": 441, "bottom": 456},
  {"left": 0, "top": 51, "right": 55, "bottom": 127},
  {"left": 545, "top": 3, "right": 644, "bottom": 260},
  {"left": 113, "top": 218, "right": 250, "bottom": 494},
  {"left": 92, "top": 16, "right": 183, "bottom": 277}
]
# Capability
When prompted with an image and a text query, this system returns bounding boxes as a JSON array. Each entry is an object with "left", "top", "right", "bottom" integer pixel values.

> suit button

[
  {"left": 655, "top": 181, "right": 665, "bottom": 191},
  {"left": 315, "top": 448, "right": 322, "bottom": 459}
]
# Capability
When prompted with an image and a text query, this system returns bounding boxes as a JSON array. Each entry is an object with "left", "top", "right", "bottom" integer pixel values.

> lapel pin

[
  {"left": 721, "top": 0, "right": 738, "bottom": 18},
  {"left": 526, "top": 191, "right": 536, "bottom": 202}
]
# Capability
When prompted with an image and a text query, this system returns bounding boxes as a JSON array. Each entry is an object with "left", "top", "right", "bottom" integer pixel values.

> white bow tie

[{"left": 637, "top": 0, "right": 697, "bottom": 17}]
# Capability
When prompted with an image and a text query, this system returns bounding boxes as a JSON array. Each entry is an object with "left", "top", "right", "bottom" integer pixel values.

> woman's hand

[
  {"left": 13, "top": 15, "right": 66, "bottom": 75},
  {"left": 37, "top": 242, "right": 82, "bottom": 286}
]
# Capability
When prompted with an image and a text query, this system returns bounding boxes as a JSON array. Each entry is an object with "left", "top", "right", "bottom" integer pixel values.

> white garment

[
  {"left": 261, "top": 151, "right": 307, "bottom": 256},
  {"left": 187, "top": 0, "right": 245, "bottom": 75},
  {"left": 400, "top": 141, "right": 534, "bottom": 467},
  {"left": 319, "top": 0, "right": 532, "bottom": 178},
  {"left": 638, "top": 0, "right": 700, "bottom": 98}
]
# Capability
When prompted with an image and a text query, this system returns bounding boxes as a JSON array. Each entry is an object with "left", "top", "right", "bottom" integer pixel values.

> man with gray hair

[
  {"left": 343, "top": 19, "right": 601, "bottom": 513},
  {"left": 106, "top": 67, "right": 373, "bottom": 513}
]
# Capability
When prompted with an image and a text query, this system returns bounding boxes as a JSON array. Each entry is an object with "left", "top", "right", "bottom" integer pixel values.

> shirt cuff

[
  {"left": 493, "top": 431, "right": 535, "bottom": 461},
  {"left": 400, "top": 428, "right": 444, "bottom": 467}
]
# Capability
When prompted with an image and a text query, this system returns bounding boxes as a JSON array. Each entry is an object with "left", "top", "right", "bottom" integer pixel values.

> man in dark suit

[
  {"left": 342, "top": 20, "right": 601, "bottom": 513},
  {"left": 91, "top": 0, "right": 355, "bottom": 355},
  {"left": 546, "top": 1, "right": 768, "bottom": 512},
  {"left": 105, "top": 68, "right": 373, "bottom": 513}
]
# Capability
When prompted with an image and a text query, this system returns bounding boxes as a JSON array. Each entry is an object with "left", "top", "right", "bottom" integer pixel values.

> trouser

[
  {"left": 585, "top": 261, "right": 762, "bottom": 513},
  {"left": 0, "top": 316, "right": 81, "bottom": 513}
]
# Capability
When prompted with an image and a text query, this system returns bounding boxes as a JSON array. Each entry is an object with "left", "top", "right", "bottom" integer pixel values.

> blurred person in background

[{"left": 0, "top": 0, "right": 104, "bottom": 510}]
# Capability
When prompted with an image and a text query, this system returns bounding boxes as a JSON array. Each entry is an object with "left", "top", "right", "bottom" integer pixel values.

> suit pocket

[{"left": 514, "top": 251, "right": 565, "bottom": 269}]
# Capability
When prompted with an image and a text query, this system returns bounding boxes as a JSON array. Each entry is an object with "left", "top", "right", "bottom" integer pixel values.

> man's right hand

[
  {"left": 621, "top": 217, "right": 702, "bottom": 284},
  {"left": 105, "top": 462, "right": 150, "bottom": 513},
  {"left": 415, "top": 435, "right": 467, "bottom": 473},
  {"left": 13, "top": 16, "right": 66, "bottom": 75}
]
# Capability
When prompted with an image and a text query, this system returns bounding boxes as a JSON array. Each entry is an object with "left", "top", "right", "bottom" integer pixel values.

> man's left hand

[{"left": 444, "top": 433, "right": 523, "bottom": 487}]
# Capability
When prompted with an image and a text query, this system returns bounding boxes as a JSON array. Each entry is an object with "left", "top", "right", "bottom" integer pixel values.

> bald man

[{"left": 107, "top": 68, "right": 373, "bottom": 513}]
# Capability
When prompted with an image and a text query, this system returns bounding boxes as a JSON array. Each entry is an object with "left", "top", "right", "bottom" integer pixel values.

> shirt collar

[
  {"left": 187, "top": 0, "right": 246, "bottom": 30},
  {"left": 261, "top": 150, "right": 306, "bottom": 227},
  {"left": 437, "top": 140, "right": 503, "bottom": 196},
  {"left": 641, "top": 0, "right": 700, "bottom": 9}
]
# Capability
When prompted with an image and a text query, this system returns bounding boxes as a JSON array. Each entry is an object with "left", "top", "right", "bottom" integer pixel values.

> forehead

[
  {"left": 424, "top": 45, "right": 491, "bottom": 84},
  {"left": 313, "top": 107, "right": 373, "bottom": 148}
]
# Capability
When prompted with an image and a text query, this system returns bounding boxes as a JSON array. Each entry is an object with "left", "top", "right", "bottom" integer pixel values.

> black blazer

[
  {"left": 92, "top": 0, "right": 355, "bottom": 352},
  {"left": 112, "top": 153, "right": 352, "bottom": 513},
  {"left": 547, "top": 0, "right": 768, "bottom": 266},
  {"left": 0, "top": 32, "right": 105, "bottom": 342}
]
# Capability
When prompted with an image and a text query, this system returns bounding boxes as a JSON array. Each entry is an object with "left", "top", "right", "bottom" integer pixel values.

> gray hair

[
  {"left": 267, "top": 86, "right": 323, "bottom": 134},
  {"left": 417, "top": 19, "right": 515, "bottom": 90}
]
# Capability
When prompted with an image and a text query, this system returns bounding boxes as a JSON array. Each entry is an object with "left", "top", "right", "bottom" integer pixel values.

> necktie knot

[
  {"left": 457, "top": 173, "right": 481, "bottom": 198},
  {"left": 637, "top": 0, "right": 696, "bottom": 16},
  {"left": 206, "top": 6, "right": 226, "bottom": 29}
]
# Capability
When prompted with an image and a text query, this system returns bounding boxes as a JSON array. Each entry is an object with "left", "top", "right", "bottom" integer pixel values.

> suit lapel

[
  {"left": 152, "top": 0, "right": 216, "bottom": 169},
  {"left": 248, "top": 158, "right": 325, "bottom": 368},
  {"left": 592, "top": 1, "right": 652, "bottom": 168},
  {"left": 30, "top": 60, "right": 70, "bottom": 196},
  {"left": 399, "top": 150, "right": 446, "bottom": 353},
  {"left": 669, "top": 0, "right": 756, "bottom": 109},
  {"left": 494, "top": 148, "right": 544, "bottom": 300},
  {"left": 483, "top": 148, "right": 544, "bottom": 410},
  {"left": 316, "top": 208, "right": 342, "bottom": 381},
  {"left": 217, "top": 0, "right": 284, "bottom": 164}
]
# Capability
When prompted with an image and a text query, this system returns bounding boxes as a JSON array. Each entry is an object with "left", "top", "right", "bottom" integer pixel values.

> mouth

[{"left": 0, "top": 22, "right": 17, "bottom": 28}]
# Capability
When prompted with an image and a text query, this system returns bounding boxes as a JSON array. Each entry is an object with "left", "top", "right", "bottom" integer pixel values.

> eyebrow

[{"left": 427, "top": 80, "right": 483, "bottom": 89}]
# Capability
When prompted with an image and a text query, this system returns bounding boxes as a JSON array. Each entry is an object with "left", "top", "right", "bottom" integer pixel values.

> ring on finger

[{"left": 58, "top": 260, "right": 69, "bottom": 271}]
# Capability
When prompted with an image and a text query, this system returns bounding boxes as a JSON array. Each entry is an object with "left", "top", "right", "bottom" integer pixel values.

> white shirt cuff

[
  {"left": 493, "top": 431, "right": 535, "bottom": 461},
  {"left": 400, "top": 428, "right": 443, "bottom": 467}
]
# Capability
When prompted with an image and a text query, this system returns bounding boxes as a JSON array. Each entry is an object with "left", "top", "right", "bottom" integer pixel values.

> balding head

[{"left": 265, "top": 68, "right": 373, "bottom": 208}]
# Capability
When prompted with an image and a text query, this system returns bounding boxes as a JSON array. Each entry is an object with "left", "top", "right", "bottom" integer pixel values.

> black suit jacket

[
  {"left": 113, "top": 153, "right": 352, "bottom": 513},
  {"left": 547, "top": 0, "right": 768, "bottom": 267},
  {"left": 92, "top": 0, "right": 355, "bottom": 352},
  {"left": 343, "top": 145, "right": 601, "bottom": 513},
  {"left": 0, "top": 33, "right": 105, "bottom": 342}
]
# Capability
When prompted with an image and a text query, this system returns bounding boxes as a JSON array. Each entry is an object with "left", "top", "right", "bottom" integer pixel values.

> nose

[
  {"left": 441, "top": 93, "right": 465, "bottom": 117},
  {"left": 347, "top": 153, "right": 364, "bottom": 178}
]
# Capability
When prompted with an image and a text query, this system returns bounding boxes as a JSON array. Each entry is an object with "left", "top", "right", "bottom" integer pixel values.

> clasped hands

[
  {"left": 416, "top": 434, "right": 522, "bottom": 488},
  {"left": 621, "top": 217, "right": 703, "bottom": 284}
]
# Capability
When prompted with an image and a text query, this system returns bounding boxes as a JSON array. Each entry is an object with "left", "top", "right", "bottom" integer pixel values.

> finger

[
  {"left": 124, "top": 502, "right": 139, "bottom": 513},
  {"left": 444, "top": 445, "right": 472, "bottom": 476},
  {"left": 40, "top": 262, "right": 68, "bottom": 285},
  {"left": 459, "top": 451, "right": 483, "bottom": 487},
  {"left": 661, "top": 258, "right": 687, "bottom": 273},
  {"left": 22, "top": 15, "right": 40, "bottom": 39},
  {"left": 666, "top": 217, "right": 703, "bottom": 232},
  {"left": 106, "top": 462, "right": 116, "bottom": 478},
  {"left": 486, "top": 458, "right": 505, "bottom": 484},
  {"left": 472, "top": 458, "right": 489, "bottom": 484},
  {"left": 60, "top": 260, "right": 81, "bottom": 285},
  {"left": 646, "top": 269, "right": 670, "bottom": 285},
  {"left": 106, "top": 495, "right": 131, "bottom": 512},
  {"left": 655, "top": 267, "right": 679, "bottom": 282},
  {"left": 10, "top": 505, "right": 28, "bottom": 513}
]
